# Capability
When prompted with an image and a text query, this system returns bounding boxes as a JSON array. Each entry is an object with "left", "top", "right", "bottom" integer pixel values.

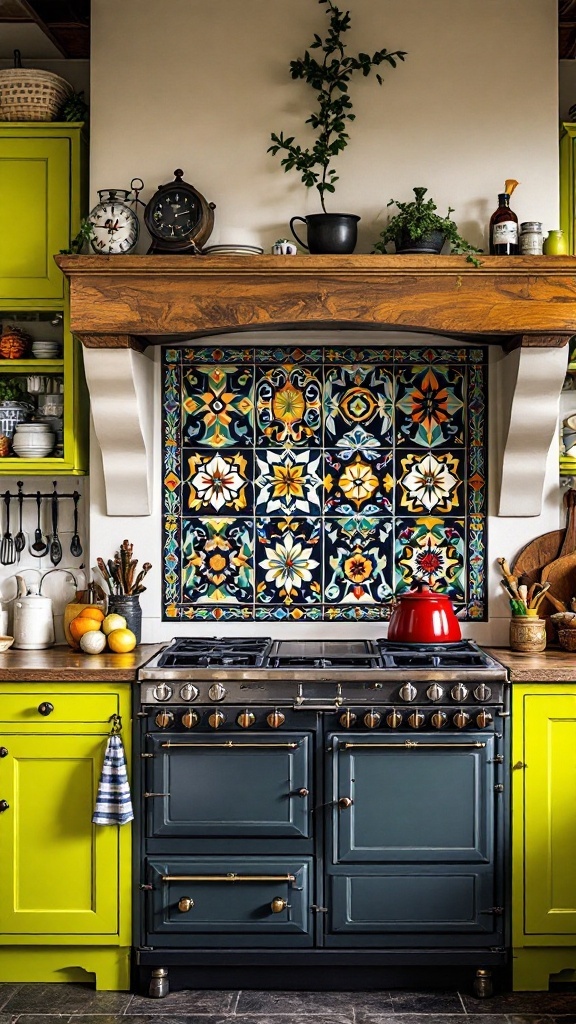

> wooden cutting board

[
  {"left": 534, "top": 490, "right": 576, "bottom": 618},
  {"left": 513, "top": 488, "right": 576, "bottom": 590}
]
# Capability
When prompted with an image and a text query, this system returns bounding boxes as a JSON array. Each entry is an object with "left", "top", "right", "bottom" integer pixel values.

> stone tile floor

[{"left": 0, "top": 985, "right": 576, "bottom": 1024}]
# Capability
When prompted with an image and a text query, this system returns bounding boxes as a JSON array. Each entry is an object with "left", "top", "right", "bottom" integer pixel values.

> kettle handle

[{"left": 15, "top": 574, "right": 26, "bottom": 598}]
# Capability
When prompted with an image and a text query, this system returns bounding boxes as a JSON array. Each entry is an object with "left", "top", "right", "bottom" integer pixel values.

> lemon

[
  {"left": 107, "top": 627, "right": 137, "bottom": 653},
  {"left": 79, "top": 629, "right": 107, "bottom": 655},
  {"left": 102, "top": 612, "right": 127, "bottom": 635}
]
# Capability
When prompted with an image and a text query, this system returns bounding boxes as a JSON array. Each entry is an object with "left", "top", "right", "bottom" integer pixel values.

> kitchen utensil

[
  {"left": 14, "top": 481, "right": 25, "bottom": 558},
  {"left": 538, "top": 548, "right": 576, "bottom": 619},
  {"left": 12, "top": 574, "right": 54, "bottom": 650},
  {"left": 387, "top": 583, "right": 462, "bottom": 644},
  {"left": 70, "top": 490, "right": 82, "bottom": 557},
  {"left": 49, "top": 484, "right": 62, "bottom": 566},
  {"left": 0, "top": 491, "right": 15, "bottom": 566},
  {"left": 512, "top": 488, "right": 576, "bottom": 589},
  {"left": 30, "top": 490, "right": 48, "bottom": 557}
]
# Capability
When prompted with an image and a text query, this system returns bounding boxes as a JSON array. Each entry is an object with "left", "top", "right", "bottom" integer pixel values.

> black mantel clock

[{"left": 143, "top": 169, "right": 216, "bottom": 253}]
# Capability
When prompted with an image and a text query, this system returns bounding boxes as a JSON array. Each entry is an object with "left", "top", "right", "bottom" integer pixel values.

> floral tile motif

[
  {"left": 162, "top": 345, "right": 488, "bottom": 621},
  {"left": 256, "top": 364, "right": 322, "bottom": 446}
]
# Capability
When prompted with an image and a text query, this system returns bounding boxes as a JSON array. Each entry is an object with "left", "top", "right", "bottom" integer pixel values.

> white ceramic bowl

[{"left": 0, "top": 636, "right": 14, "bottom": 652}]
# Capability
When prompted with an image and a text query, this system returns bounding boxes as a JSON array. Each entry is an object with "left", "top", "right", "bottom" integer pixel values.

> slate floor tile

[
  {"left": 388, "top": 991, "right": 465, "bottom": 1014},
  {"left": 2, "top": 985, "right": 132, "bottom": 1015},
  {"left": 462, "top": 994, "right": 576, "bottom": 1015},
  {"left": 0, "top": 988, "right": 21, "bottom": 1013},
  {"left": 127, "top": 991, "right": 239, "bottom": 1016},
  {"left": 356, "top": 1016, "right": 510, "bottom": 1024},
  {"left": 236, "top": 990, "right": 371, "bottom": 1017}
]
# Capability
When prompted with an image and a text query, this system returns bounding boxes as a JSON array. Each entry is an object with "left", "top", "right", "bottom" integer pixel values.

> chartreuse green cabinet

[
  {"left": 512, "top": 685, "right": 576, "bottom": 989},
  {"left": 0, "top": 123, "right": 88, "bottom": 475},
  {"left": 0, "top": 683, "right": 132, "bottom": 990}
]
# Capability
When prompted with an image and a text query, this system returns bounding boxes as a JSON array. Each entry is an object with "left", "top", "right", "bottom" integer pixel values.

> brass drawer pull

[
  {"left": 162, "top": 873, "right": 296, "bottom": 883},
  {"left": 178, "top": 897, "right": 194, "bottom": 912},
  {"left": 341, "top": 741, "right": 487, "bottom": 749},
  {"left": 270, "top": 897, "right": 290, "bottom": 913},
  {"left": 161, "top": 742, "right": 298, "bottom": 749}
]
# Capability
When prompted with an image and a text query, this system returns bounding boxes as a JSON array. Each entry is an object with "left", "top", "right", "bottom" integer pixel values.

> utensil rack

[{"left": 3, "top": 481, "right": 81, "bottom": 502}]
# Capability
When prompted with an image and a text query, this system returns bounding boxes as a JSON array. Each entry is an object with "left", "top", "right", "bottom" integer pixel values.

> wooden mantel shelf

[
  {"left": 56, "top": 253, "right": 576, "bottom": 344},
  {"left": 55, "top": 254, "right": 576, "bottom": 518}
]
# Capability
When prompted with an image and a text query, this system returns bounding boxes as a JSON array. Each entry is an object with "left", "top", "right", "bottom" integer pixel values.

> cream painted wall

[{"left": 87, "top": 0, "right": 563, "bottom": 645}]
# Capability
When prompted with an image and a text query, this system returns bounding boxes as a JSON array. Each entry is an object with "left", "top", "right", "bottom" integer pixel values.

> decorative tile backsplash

[{"left": 162, "top": 345, "right": 487, "bottom": 622}]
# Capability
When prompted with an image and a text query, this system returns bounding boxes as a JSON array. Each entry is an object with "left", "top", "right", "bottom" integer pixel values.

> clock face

[
  {"left": 88, "top": 201, "right": 139, "bottom": 254},
  {"left": 149, "top": 189, "right": 201, "bottom": 240}
]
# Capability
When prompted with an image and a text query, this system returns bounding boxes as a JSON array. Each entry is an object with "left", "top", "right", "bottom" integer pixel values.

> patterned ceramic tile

[{"left": 162, "top": 345, "right": 488, "bottom": 620}]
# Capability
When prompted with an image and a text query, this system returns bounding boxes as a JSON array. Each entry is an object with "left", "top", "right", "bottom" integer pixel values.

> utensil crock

[{"left": 387, "top": 583, "right": 462, "bottom": 644}]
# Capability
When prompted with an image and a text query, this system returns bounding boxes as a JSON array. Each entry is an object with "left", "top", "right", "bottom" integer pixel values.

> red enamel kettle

[{"left": 387, "top": 583, "right": 462, "bottom": 644}]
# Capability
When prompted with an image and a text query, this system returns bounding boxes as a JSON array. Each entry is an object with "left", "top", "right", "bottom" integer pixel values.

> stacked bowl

[
  {"left": 32, "top": 340, "right": 61, "bottom": 359},
  {"left": 12, "top": 422, "right": 55, "bottom": 458}
]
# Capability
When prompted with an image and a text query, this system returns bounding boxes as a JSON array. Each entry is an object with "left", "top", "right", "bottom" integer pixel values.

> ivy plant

[
  {"left": 268, "top": 0, "right": 406, "bottom": 213},
  {"left": 373, "top": 187, "right": 483, "bottom": 265}
]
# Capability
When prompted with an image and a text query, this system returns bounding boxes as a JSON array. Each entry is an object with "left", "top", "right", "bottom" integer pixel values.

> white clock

[{"left": 88, "top": 188, "right": 139, "bottom": 254}]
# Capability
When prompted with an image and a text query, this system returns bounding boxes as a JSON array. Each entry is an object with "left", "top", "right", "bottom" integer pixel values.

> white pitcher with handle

[{"left": 13, "top": 574, "right": 54, "bottom": 649}]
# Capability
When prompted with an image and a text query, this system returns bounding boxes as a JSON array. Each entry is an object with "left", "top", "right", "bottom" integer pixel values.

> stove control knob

[
  {"left": 431, "top": 711, "right": 447, "bottom": 730},
  {"left": 386, "top": 709, "right": 403, "bottom": 729},
  {"left": 266, "top": 709, "right": 285, "bottom": 729},
  {"left": 399, "top": 683, "right": 417, "bottom": 703},
  {"left": 155, "top": 710, "right": 174, "bottom": 729},
  {"left": 208, "top": 683, "right": 227, "bottom": 702},
  {"left": 153, "top": 683, "right": 173, "bottom": 702},
  {"left": 474, "top": 683, "right": 492, "bottom": 703},
  {"left": 181, "top": 710, "right": 200, "bottom": 729},
  {"left": 408, "top": 710, "right": 425, "bottom": 729},
  {"left": 476, "top": 709, "right": 493, "bottom": 729},
  {"left": 426, "top": 683, "right": 444, "bottom": 702},
  {"left": 453, "top": 710, "right": 470, "bottom": 729},
  {"left": 339, "top": 710, "right": 357, "bottom": 728},
  {"left": 179, "top": 683, "right": 199, "bottom": 702},
  {"left": 237, "top": 709, "right": 256, "bottom": 729},
  {"left": 208, "top": 710, "right": 226, "bottom": 729},
  {"left": 363, "top": 710, "right": 381, "bottom": 729},
  {"left": 451, "top": 683, "right": 468, "bottom": 702}
]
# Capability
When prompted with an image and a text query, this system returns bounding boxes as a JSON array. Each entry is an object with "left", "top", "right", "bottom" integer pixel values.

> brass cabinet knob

[
  {"left": 237, "top": 709, "right": 256, "bottom": 729},
  {"left": 338, "top": 796, "right": 353, "bottom": 809},
  {"left": 208, "top": 710, "right": 226, "bottom": 729},
  {"left": 363, "top": 710, "right": 381, "bottom": 729},
  {"left": 453, "top": 710, "right": 470, "bottom": 729},
  {"left": 181, "top": 710, "right": 200, "bottom": 729},
  {"left": 408, "top": 710, "right": 425, "bottom": 729},
  {"left": 155, "top": 710, "right": 174, "bottom": 729},
  {"left": 178, "top": 897, "right": 194, "bottom": 912},
  {"left": 267, "top": 709, "right": 285, "bottom": 729},
  {"left": 270, "top": 897, "right": 290, "bottom": 913},
  {"left": 476, "top": 709, "right": 493, "bottom": 729},
  {"left": 430, "top": 711, "right": 447, "bottom": 730},
  {"left": 297, "top": 788, "right": 309, "bottom": 798},
  {"left": 339, "top": 710, "right": 357, "bottom": 728}
]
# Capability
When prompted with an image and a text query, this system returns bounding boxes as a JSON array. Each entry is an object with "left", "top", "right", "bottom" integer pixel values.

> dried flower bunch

[{"left": 97, "top": 539, "right": 151, "bottom": 596}]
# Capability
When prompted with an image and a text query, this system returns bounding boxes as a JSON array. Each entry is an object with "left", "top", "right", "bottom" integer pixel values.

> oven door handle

[
  {"left": 340, "top": 741, "right": 487, "bottom": 749},
  {"left": 160, "top": 741, "right": 299, "bottom": 749},
  {"left": 161, "top": 873, "right": 296, "bottom": 883}
]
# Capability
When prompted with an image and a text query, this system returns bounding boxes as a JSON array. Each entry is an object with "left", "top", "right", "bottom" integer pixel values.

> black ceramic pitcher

[{"left": 289, "top": 213, "right": 360, "bottom": 254}]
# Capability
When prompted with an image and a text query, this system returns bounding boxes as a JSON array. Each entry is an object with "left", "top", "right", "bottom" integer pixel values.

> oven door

[
  {"left": 324, "top": 730, "right": 503, "bottom": 946},
  {"left": 146, "top": 730, "right": 312, "bottom": 838}
]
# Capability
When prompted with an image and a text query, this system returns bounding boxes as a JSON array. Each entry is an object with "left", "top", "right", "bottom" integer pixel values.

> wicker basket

[
  {"left": 557, "top": 628, "right": 576, "bottom": 652},
  {"left": 0, "top": 68, "right": 72, "bottom": 122}
]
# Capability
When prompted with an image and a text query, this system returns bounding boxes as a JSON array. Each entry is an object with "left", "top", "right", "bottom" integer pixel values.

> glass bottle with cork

[{"left": 489, "top": 178, "right": 519, "bottom": 255}]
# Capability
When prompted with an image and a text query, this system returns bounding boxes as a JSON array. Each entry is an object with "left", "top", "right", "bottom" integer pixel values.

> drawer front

[
  {"left": 145, "top": 856, "right": 313, "bottom": 947},
  {"left": 0, "top": 691, "right": 120, "bottom": 728},
  {"left": 147, "top": 732, "right": 311, "bottom": 838}
]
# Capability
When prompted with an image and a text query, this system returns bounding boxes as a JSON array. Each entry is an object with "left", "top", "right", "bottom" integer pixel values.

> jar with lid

[{"left": 519, "top": 222, "right": 543, "bottom": 255}]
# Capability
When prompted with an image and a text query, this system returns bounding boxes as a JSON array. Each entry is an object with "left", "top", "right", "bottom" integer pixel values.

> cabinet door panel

[
  {"left": 0, "top": 138, "right": 70, "bottom": 299},
  {"left": 0, "top": 734, "right": 118, "bottom": 934},
  {"left": 524, "top": 693, "right": 576, "bottom": 934}
]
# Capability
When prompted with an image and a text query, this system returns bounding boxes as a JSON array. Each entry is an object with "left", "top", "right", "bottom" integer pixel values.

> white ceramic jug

[{"left": 13, "top": 574, "right": 54, "bottom": 649}]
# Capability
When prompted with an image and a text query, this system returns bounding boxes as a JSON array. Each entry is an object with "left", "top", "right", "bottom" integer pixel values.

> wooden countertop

[
  {"left": 0, "top": 644, "right": 164, "bottom": 681},
  {"left": 486, "top": 647, "right": 576, "bottom": 682}
]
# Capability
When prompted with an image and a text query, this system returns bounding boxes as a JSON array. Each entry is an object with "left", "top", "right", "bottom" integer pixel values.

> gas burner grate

[
  {"left": 376, "top": 638, "right": 495, "bottom": 670},
  {"left": 267, "top": 639, "right": 381, "bottom": 669},
  {"left": 157, "top": 636, "right": 272, "bottom": 669}
]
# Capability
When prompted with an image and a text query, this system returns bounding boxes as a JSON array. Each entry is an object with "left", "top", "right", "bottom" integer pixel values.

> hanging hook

[{"left": 109, "top": 714, "right": 123, "bottom": 735}]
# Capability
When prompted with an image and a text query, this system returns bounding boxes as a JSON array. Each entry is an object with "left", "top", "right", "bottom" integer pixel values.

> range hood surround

[{"left": 56, "top": 254, "right": 573, "bottom": 517}]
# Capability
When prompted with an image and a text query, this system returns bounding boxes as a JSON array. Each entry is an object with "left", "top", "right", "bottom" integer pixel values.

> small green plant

[
  {"left": 268, "top": 0, "right": 406, "bottom": 213},
  {"left": 60, "top": 218, "right": 95, "bottom": 255},
  {"left": 0, "top": 377, "right": 29, "bottom": 403},
  {"left": 373, "top": 187, "right": 482, "bottom": 265},
  {"left": 58, "top": 90, "right": 89, "bottom": 123}
]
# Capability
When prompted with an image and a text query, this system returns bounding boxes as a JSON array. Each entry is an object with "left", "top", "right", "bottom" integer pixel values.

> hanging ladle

[
  {"left": 70, "top": 490, "right": 82, "bottom": 557},
  {"left": 49, "top": 483, "right": 62, "bottom": 566},
  {"left": 14, "top": 481, "right": 26, "bottom": 558},
  {"left": 30, "top": 490, "right": 48, "bottom": 557}
]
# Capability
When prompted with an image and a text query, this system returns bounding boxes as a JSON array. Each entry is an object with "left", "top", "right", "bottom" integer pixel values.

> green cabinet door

[
  {"left": 523, "top": 692, "right": 576, "bottom": 935},
  {"left": 0, "top": 136, "right": 70, "bottom": 299},
  {"left": 0, "top": 732, "right": 118, "bottom": 935}
]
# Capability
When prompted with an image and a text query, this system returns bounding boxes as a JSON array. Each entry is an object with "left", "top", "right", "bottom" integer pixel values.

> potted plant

[
  {"left": 268, "top": 0, "right": 406, "bottom": 254},
  {"left": 373, "top": 186, "right": 482, "bottom": 262}
]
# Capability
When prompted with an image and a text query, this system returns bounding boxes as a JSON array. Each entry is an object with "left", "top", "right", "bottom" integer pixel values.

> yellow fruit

[
  {"left": 102, "top": 613, "right": 127, "bottom": 635},
  {"left": 79, "top": 629, "right": 107, "bottom": 655},
  {"left": 107, "top": 627, "right": 137, "bottom": 653},
  {"left": 69, "top": 616, "right": 102, "bottom": 642},
  {"left": 77, "top": 606, "right": 105, "bottom": 623}
]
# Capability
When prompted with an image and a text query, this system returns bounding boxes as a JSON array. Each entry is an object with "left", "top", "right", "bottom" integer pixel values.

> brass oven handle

[
  {"left": 162, "top": 873, "right": 296, "bottom": 883},
  {"left": 341, "top": 741, "right": 487, "bottom": 749},
  {"left": 338, "top": 796, "right": 353, "bottom": 809},
  {"left": 161, "top": 742, "right": 299, "bottom": 749},
  {"left": 178, "top": 897, "right": 194, "bottom": 912},
  {"left": 271, "top": 897, "right": 291, "bottom": 913}
]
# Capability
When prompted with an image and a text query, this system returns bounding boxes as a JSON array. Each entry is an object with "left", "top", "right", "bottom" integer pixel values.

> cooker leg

[
  {"left": 148, "top": 967, "right": 169, "bottom": 998},
  {"left": 473, "top": 968, "right": 493, "bottom": 998}
]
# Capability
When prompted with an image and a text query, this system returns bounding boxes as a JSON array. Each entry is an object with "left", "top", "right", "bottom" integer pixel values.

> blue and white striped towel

[{"left": 92, "top": 733, "right": 134, "bottom": 825}]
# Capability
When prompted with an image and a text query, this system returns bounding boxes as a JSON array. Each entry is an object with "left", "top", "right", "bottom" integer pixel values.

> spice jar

[
  {"left": 543, "top": 229, "right": 568, "bottom": 255},
  {"left": 509, "top": 615, "right": 546, "bottom": 653},
  {"left": 519, "top": 221, "right": 543, "bottom": 255}
]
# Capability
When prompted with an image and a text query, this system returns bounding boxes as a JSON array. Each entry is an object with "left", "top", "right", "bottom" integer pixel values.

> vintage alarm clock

[
  {"left": 143, "top": 169, "right": 216, "bottom": 254},
  {"left": 87, "top": 184, "right": 141, "bottom": 254}
]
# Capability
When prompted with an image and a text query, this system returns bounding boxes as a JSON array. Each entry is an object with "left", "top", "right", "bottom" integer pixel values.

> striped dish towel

[{"left": 92, "top": 733, "right": 134, "bottom": 825}]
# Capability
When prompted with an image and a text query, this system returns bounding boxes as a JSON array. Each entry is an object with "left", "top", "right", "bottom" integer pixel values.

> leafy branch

[{"left": 268, "top": 0, "right": 406, "bottom": 212}]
